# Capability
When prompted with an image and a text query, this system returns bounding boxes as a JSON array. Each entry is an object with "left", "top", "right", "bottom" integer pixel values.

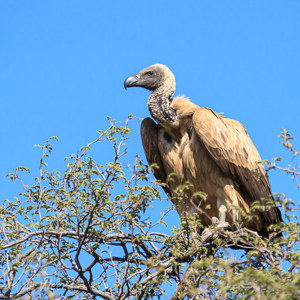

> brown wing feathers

[
  {"left": 192, "top": 107, "right": 282, "bottom": 225},
  {"left": 140, "top": 118, "right": 170, "bottom": 196}
]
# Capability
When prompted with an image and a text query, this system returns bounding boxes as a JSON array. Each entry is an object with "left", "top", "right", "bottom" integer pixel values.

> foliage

[{"left": 0, "top": 117, "right": 299, "bottom": 299}]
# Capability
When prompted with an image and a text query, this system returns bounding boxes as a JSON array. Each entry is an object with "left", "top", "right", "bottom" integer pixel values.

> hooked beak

[{"left": 124, "top": 74, "right": 140, "bottom": 90}]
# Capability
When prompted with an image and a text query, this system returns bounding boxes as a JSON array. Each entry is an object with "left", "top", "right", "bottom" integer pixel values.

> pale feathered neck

[{"left": 147, "top": 69, "right": 177, "bottom": 126}]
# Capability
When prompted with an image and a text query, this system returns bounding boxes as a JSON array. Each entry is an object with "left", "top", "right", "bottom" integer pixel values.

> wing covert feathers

[
  {"left": 192, "top": 107, "right": 282, "bottom": 225},
  {"left": 140, "top": 118, "right": 170, "bottom": 196}
]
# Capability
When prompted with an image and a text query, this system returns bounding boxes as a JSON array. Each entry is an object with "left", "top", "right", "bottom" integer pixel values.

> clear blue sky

[{"left": 1, "top": 2, "right": 299, "bottom": 235}]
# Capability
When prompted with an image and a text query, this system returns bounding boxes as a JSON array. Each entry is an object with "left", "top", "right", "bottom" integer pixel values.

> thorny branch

[{"left": 0, "top": 120, "right": 299, "bottom": 299}]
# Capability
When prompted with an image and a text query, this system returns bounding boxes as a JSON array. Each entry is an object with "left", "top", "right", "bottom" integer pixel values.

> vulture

[{"left": 124, "top": 64, "right": 282, "bottom": 237}]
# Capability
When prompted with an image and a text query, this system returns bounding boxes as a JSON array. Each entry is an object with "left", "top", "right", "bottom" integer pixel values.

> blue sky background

[{"left": 0, "top": 1, "right": 299, "bottom": 293}]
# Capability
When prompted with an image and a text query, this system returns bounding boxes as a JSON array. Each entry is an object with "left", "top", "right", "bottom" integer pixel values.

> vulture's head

[{"left": 124, "top": 64, "right": 176, "bottom": 95}]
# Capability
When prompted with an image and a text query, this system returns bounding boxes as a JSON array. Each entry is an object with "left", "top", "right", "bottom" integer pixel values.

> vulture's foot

[{"left": 201, "top": 217, "right": 230, "bottom": 243}]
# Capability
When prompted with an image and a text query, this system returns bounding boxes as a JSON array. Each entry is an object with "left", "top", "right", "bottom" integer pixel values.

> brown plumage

[{"left": 124, "top": 64, "right": 282, "bottom": 236}]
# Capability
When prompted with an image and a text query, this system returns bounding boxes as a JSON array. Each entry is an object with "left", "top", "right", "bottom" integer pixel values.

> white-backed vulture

[{"left": 124, "top": 64, "right": 282, "bottom": 236}]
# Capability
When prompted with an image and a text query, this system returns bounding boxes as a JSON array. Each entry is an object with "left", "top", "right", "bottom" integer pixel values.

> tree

[{"left": 0, "top": 116, "right": 299, "bottom": 299}]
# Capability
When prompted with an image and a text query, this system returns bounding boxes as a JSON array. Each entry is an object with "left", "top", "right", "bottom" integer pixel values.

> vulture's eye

[{"left": 145, "top": 71, "right": 154, "bottom": 76}]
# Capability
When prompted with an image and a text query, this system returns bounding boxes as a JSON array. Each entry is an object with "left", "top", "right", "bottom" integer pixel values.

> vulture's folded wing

[
  {"left": 140, "top": 118, "right": 170, "bottom": 196},
  {"left": 192, "top": 107, "right": 282, "bottom": 225}
]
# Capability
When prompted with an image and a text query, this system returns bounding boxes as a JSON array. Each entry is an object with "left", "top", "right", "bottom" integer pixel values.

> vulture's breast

[
  {"left": 157, "top": 124, "right": 222, "bottom": 194},
  {"left": 157, "top": 125, "right": 228, "bottom": 224}
]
